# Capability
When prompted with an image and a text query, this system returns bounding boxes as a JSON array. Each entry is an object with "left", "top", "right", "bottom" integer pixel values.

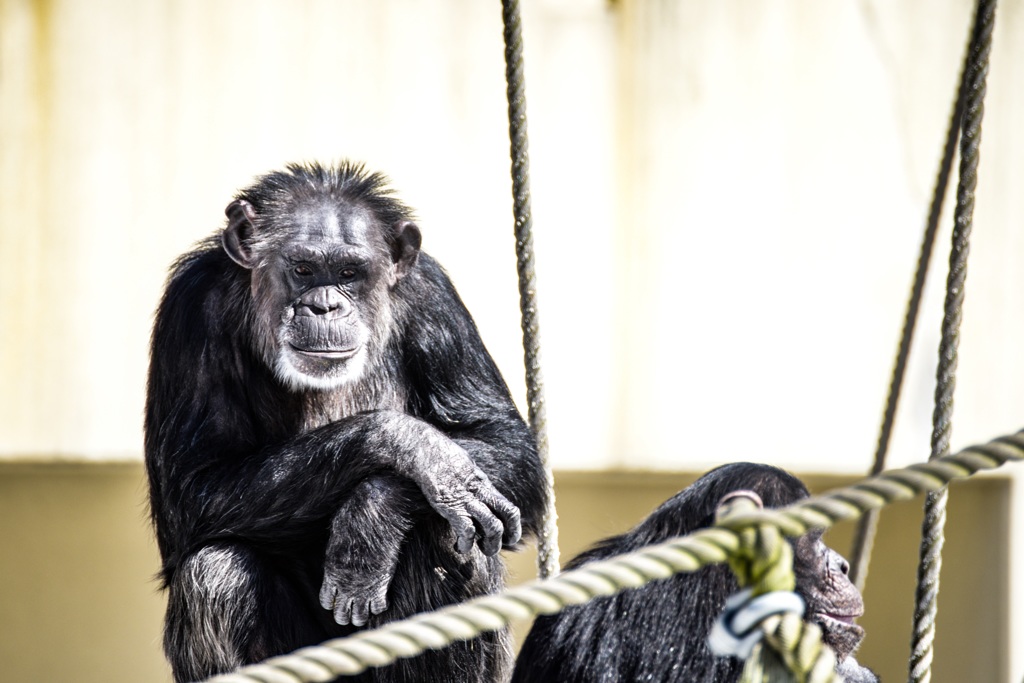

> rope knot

[
  {"left": 709, "top": 491, "right": 841, "bottom": 683},
  {"left": 709, "top": 491, "right": 803, "bottom": 659},
  {"left": 717, "top": 490, "right": 796, "bottom": 596},
  {"left": 708, "top": 587, "right": 806, "bottom": 659}
]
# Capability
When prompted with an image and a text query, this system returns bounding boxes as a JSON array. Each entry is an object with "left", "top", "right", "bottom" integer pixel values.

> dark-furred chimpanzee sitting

[
  {"left": 512, "top": 463, "right": 878, "bottom": 683},
  {"left": 144, "top": 162, "right": 546, "bottom": 683}
]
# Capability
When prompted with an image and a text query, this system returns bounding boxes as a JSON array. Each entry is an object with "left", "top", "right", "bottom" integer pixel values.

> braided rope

[
  {"left": 847, "top": 4, "right": 972, "bottom": 591},
  {"left": 909, "top": 2, "right": 996, "bottom": 682},
  {"left": 745, "top": 615, "right": 840, "bottom": 683},
  {"left": 500, "top": 0, "right": 560, "bottom": 581},
  {"left": 203, "top": 430, "right": 1023, "bottom": 683},
  {"left": 720, "top": 496, "right": 797, "bottom": 597},
  {"left": 714, "top": 497, "right": 839, "bottom": 683}
]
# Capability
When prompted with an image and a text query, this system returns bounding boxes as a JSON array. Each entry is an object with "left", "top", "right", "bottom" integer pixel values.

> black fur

[
  {"left": 145, "top": 162, "right": 546, "bottom": 682},
  {"left": 511, "top": 463, "right": 877, "bottom": 683}
]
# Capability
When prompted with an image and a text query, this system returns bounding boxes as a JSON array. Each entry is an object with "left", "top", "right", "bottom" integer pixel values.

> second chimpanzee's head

[
  {"left": 621, "top": 462, "right": 867, "bottom": 663},
  {"left": 221, "top": 162, "right": 421, "bottom": 391},
  {"left": 701, "top": 464, "right": 867, "bottom": 663}
]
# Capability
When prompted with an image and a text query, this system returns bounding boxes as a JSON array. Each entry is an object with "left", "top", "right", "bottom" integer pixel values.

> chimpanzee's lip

[
  {"left": 818, "top": 612, "right": 858, "bottom": 626},
  {"left": 289, "top": 344, "right": 358, "bottom": 359},
  {"left": 814, "top": 611, "right": 865, "bottom": 640}
]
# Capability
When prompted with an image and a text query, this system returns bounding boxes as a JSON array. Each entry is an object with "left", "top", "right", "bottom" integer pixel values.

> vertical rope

[
  {"left": 909, "top": 2, "right": 995, "bottom": 682},
  {"left": 500, "top": 0, "right": 560, "bottom": 579},
  {"left": 847, "top": 22, "right": 972, "bottom": 592}
]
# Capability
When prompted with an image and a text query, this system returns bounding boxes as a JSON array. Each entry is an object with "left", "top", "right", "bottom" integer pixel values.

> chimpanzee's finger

[
  {"left": 370, "top": 595, "right": 388, "bottom": 615},
  {"left": 351, "top": 600, "right": 371, "bottom": 627},
  {"left": 466, "top": 498, "right": 504, "bottom": 556},
  {"left": 465, "top": 467, "right": 521, "bottom": 547},
  {"left": 477, "top": 487, "right": 521, "bottom": 546},
  {"left": 499, "top": 499, "right": 522, "bottom": 546},
  {"left": 442, "top": 510, "right": 477, "bottom": 555},
  {"left": 319, "top": 580, "right": 336, "bottom": 611},
  {"left": 335, "top": 597, "right": 354, "bottom": 626}
]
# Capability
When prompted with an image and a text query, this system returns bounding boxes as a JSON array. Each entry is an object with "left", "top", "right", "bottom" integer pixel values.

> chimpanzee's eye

[
  {"left": 293, "top": 264, "right": 314, "bottom": 277},
  {"left": 339, "top": 268, "right": 357, "bottom": 280}
]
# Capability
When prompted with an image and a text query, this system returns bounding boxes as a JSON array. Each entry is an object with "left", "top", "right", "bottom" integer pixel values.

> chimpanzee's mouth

[
  {"left": 813, "top": 612, "right": 865, "bottom": 641},
  {"left": 289, "top": 344, "right": 358, "bottom": 359},
  {"left": 819, "top": 613, "right": 858, "bottom": 626}
]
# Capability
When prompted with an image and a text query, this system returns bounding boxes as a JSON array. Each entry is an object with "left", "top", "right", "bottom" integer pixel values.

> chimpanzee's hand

[
  {"left": 319, "top": 476, "right": 409, "bottom": 626},
  {"left": 404, "top": 437, "right": 522, "bottom": 556},
  {"left": 319, "top": 546, "right": 392, "bottom": 627},
  {"left": 372, "top": 411, "right": 522, "bottom": 556}
]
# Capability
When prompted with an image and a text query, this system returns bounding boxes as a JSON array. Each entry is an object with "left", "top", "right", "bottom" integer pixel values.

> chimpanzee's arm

[
  {"left": 319, "top": 475, "right": 420, "bottom": 626},
  {"left": 147, "top": 399, "right": 521, "bottom": 572},
  {"left": 398, "top": 255, "right": 548, "bottom": 539}
]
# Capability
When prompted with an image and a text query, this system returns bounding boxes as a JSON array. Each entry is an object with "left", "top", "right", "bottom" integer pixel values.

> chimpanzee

[
  {"left": 144, "top": 161, "right": 547, "bottom": 683},
  {"left": 511, "top": 463, "right": 878, "bottom": 683}
]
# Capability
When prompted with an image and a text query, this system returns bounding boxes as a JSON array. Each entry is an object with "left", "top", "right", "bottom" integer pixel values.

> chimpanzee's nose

[{"left": 295, "top": 287, "right": 351, "bottom": 319}]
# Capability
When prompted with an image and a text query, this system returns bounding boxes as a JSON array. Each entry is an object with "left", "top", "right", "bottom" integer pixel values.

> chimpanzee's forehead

[
  {"left": 290, "top": 200, "right": 374, "bottom": 240},
  {"left": 284, "top": 200, "right": 380, "bottom": 244}
]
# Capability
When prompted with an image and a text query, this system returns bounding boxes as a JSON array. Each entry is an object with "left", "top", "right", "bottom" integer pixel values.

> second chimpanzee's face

[
  {"left": 222, "top": 197, "right": 421, "bottom": 391},
  {"left": 793, "top": 530, "right": 865, "bottom": 662}
]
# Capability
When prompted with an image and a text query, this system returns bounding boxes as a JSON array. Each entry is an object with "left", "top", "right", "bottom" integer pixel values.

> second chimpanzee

[
  {"left": 145, "top": 162, "right": 547, "bottom": 682},
  {"left": 511, "top": 462, "right": 878, "bottom": 683}
]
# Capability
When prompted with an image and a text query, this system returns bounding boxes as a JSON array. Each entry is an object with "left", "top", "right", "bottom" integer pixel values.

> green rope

[
  {"left": 203, "top": 429, "right": 1023, "bottom": 683},
  {"left": 742, "top": 616, "right": 839, "bottom": 683},
  {"left": 721, "top": 496, "right": 796, "bottom": 597},
  {"left": 715, "top": 496, "right": 839, "bottom": 683}
]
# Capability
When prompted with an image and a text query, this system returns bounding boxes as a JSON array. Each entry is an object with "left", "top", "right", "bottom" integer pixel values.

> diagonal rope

[
  {"left": 500, "top": 0, "right": 560, "bottom": 580},
  {"left": 909, "top": 2, "right": 996, "bottom": 682},
  {"left": 848, "top": 5, "right": 973, "bottom": 593},
  {"left": 203, "top": 429, "right": 1023, "bottom": 682}
]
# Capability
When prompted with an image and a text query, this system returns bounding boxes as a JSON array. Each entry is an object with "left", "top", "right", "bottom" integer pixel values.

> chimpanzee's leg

[{"left": 164, "top": 543, "right": 327, "bottom": 683}]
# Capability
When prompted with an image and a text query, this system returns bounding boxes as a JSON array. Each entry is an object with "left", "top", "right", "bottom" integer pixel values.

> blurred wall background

[{"left": 1, "top": 0, "right": 1021, "bottom": 681}]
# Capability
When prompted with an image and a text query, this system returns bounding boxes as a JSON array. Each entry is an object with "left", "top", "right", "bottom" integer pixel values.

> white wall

[
  {"left": 615, "top": 0, "right": 1024, "bottom": 476},
  {"left": 3, "top": 0, "right": 1021, "bottom": 474},
  {"left": 0, "top": 0, "right": 622, "bottom": 465}
]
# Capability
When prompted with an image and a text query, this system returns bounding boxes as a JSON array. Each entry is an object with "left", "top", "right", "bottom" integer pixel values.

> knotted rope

[{"left": 711, "top": 494, "right": 840, "bottom": 683}]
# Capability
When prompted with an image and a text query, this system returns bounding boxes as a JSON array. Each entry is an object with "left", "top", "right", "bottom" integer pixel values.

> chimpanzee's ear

[
  {"left": 222, "top": 199, "right": 259, "bottom": 269},
  {"left": 718, "top": 490, "right": 765, "bottom": 510},
  {"left": 392, "top": 220, "right": 422, "bottom": 280}
]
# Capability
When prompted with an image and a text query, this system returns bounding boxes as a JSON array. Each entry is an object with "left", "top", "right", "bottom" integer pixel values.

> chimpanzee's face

[
  {"left": 793, "top": 530, "right": 865, "bottom": 662},
  {"left": 222, "top": 197, "right": 420, "bottom": 391}
]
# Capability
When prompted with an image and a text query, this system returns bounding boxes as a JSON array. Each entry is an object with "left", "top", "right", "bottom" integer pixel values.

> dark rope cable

[
  {"left": 847, "top": 16, "right": 972, "bottom": 592},
  {"left": 909, "top": 2, "right": 996, "bottom": 682},
  {"left": 500, "top": 0, "right": 560, "bottom": 579}
]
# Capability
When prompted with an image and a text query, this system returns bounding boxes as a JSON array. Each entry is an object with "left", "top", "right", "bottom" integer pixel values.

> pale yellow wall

[
  {"left": 1, "top": 0, "right": 1022, "bottom": 680},
  {"left": 0, "top": 463, "right": 1009, "bottom": 683},
  {"left": 0, "top": 464, "right": 171, "bottom": 682}
]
